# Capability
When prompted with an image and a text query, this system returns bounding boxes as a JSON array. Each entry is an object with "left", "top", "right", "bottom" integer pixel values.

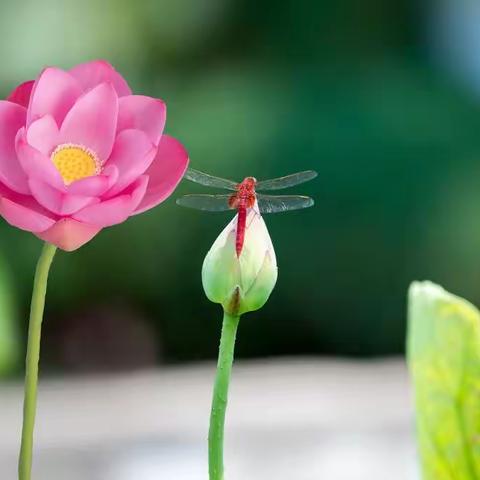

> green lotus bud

[{"left": 202, "top": 205, "right": 278, "bottom": 315}]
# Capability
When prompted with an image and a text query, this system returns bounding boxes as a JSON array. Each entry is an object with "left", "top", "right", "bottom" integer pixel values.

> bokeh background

[
  {"left": 1, "top": 0, "right": 480, "bottom": 373},
  {"left": 0, "top": 1, "right": 480, "bottom": 477}
]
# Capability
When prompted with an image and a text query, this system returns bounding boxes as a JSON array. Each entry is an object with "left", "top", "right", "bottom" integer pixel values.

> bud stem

[
  {"left": 18, "top": 242, "right": 57, "bottom": 480},
  {"left": 208, "top": 311, "right": 240, "bottom": 480}
]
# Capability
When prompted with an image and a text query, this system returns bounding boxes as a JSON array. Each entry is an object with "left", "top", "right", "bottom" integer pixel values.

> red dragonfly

[{"left": 177, "top": 168, "right": 317, "bottom": 256}]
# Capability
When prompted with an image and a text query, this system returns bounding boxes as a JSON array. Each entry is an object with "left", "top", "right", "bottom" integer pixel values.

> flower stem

[
  {"left": 209, "top": 311, "right": 240, "bottom": 480},
  {"left": 18, "top": 242, "right": 57, "bottom": 480}
]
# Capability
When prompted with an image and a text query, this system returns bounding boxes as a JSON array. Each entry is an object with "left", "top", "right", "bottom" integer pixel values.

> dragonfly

[{"left": 176, "top": 168, "right": 317, "bottom": 256}]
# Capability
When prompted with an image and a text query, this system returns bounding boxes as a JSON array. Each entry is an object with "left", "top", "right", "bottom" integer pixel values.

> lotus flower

[
  {"left": 202, "top": 203, "right": 278, "bottom": 315},
  {"left": 0, "top": 60, "right": 189, "bottom": 251}
]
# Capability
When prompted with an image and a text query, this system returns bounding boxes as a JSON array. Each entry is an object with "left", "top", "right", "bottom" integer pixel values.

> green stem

[
  {"left": 208, "top": 312, "right": 240, "bottom": 480},
  {"left": 18, "top": 243, "right": 57, "bottom": 480}
]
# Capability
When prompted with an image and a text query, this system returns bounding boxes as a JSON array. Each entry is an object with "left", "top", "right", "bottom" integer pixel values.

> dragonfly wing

[
  {"left": 256, "top": 194, "right": 314, "bottom": 213},
  {"left": 184, "top": 168, "right": 238, "bottom": 191},
  {"left": 176, "top": 194, "right": 234, "bottom": 212},
  {"left": 256, "top": 170, "right": 318, "bottom": 191}
]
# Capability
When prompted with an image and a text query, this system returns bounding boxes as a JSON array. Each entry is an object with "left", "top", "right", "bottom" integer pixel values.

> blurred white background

[{"left": 0, "top": 359, "right": 418, "bottom": 479}]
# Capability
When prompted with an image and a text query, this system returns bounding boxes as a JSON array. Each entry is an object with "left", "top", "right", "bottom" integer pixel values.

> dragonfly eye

[{"left": 243, "top": 177, "right": 257, "bottom": 188}]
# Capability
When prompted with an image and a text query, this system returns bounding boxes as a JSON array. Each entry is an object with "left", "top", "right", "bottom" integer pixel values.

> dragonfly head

[{"left": 240, "top": 177, "right": 257, "bottom": 190}]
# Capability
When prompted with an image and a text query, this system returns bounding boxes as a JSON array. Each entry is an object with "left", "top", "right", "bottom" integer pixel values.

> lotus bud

[{"left": 202, "top": 203, "right": 277, "bottom": 315}]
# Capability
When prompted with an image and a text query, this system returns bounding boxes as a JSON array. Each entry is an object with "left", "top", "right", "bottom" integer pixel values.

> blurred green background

[{"left": 1, "top": 0, "right": 480, "bottom": 373}]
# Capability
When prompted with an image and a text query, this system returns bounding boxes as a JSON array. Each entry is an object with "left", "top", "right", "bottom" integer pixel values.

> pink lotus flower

[{"left": 0, "top": 60, "right": 189, "bottom": 251}]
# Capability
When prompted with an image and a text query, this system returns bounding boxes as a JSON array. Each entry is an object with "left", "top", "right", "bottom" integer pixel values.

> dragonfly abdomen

[{"left": 236, "top": 207, "right": 247, "bottom": 257}]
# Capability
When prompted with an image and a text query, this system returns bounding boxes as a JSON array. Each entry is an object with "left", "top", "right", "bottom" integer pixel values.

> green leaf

[
  {"left": 0, "top": 254, "right": 19, "bottom": 377},
  {"left": 408, "top": 281, "right": 480, "bottom": 480}
]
